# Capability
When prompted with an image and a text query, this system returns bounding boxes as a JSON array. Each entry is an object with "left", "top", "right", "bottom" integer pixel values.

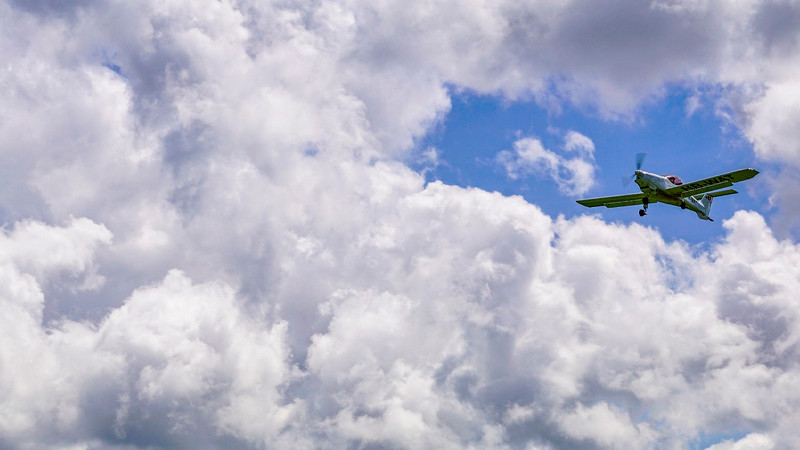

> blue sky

[{"left": 417, "top": 86, "right": 768, "bottom": 245}]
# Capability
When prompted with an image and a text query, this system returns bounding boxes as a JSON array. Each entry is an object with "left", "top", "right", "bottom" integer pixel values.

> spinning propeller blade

[
  {"left": 635, "top": 152, "right": 646, "bottom": 170},
  {"left": 622, "top": 175, "right": 634, "bottom": 187},
  {"left": 622, "top": 152, "right": 647, "bottom": 187}
]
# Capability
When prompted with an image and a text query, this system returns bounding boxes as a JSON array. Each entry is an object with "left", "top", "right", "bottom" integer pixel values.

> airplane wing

[
  {"left": 576, "top": 192, "right": 649, "bottom": 208},
  {"left": 666, "top": 168, "right": 758, "bottom": 198}
]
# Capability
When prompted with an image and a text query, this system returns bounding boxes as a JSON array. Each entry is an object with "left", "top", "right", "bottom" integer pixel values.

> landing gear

[
  {"left": 639, "top": 197, "right": 650, "bottom": 217},
  {"left": 680, "top": 201, "right": 686, "bottom": 210}
]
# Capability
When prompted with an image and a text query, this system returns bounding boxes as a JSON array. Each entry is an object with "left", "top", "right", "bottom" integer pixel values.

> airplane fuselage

[{"left": 634, "top": 170, "right": 713, "bottom": 220}]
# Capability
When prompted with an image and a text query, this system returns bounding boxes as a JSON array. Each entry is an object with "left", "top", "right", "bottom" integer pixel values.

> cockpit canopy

[{"left": 665, "top": 175, "right": 683, "bottom": 185}]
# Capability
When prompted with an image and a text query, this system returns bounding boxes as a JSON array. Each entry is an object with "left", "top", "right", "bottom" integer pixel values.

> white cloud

[
  {"left": 497, "top": 134, "right": 596, "bottom": 195},
  {"left": 706, "top": 433, "right": 775, "bottom": 450},
  {"left": 96, "top": 269, "right": 301, "bottom": 447},
  {"left": 555, "top": 402, "right": 654, "bottom": 448},
  {"left": 742, "top": 81, "right": 800, "bottom": 166},
  {"left": 5, "top": 196, "right": 800, "bottom": 448},
  {"left": 0, "top": 219, "right": 115, "bottom": 442},
  {"left": 0, "top": 225, "right": 300, "bottom": 447},
  {"left": 685, "top": 94, "right": 701, "bottom": 117},
  {"left": 2, "top": 218, "right": 111, "bottom": 290},
  {"left": 563, "top": 130, "right": 595, "bottom": 156}
]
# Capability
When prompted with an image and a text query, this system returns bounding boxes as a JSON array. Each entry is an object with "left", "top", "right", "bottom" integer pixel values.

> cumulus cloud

[
  {"left": 0, "top": 233, "right": 299, "bottom": 447},
  {"left": 497, "top": 133, "right": 596, "bottom": 195},
  {"left": 7, "top": 203, "right": 800, "bottom": 448},
  {"left": 564, "top": 130, "right": 596, "bottom": 156},
  {"left": 706, "top": 433, "right": 774, "bottom": 450},
  {"left": 2, "top": 0, "right": 800, "bottom": 448},
  {"left": 95, "top": 269, "right": 300, "bottom": 447},
  {"left": 742, "top": 81, "right": 800, "bottom": 166}
]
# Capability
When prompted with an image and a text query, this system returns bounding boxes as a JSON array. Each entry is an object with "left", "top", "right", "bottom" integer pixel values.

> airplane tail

[{"left": 696, "top": 193, "right": 714, "bottom": 221}]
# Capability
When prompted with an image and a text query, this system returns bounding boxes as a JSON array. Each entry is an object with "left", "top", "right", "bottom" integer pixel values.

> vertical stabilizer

[{"left": 695, "top": 193, "right": 713, "bottom": 221}]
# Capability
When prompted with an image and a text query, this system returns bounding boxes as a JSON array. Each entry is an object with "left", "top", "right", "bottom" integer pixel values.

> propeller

[
  {"left": 622, "top": 152, "right": 647, "bottom": 187},
  {"left": 635, "top": 152, "right": 646, "bottom": 170}
]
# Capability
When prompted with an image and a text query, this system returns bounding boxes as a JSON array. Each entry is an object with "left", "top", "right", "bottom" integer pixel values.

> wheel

[
  {"left": 639, "top": 209, "right": 646, "bottom": 217},
  {"left": 680, "top": 201, "right": 686, "bottom": 210}
]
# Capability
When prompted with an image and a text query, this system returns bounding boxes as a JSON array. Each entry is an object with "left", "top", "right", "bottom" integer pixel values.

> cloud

[
  {"left": 8, "top": 201, "right": 800, "bottom": 448},
  {"left": 564, "top": 130, "right": 596, "bottom": 156},
  {"left": 555, "top": 402, "right": 655, "bottom": 448},
  {"left": 2, "top": 0, "right": 800, "bottom": 448},
  {"left": 497, "top": 134, "right": 596, "bottom": 195},
  {"left": 0, "top": 218, "right": 114, "bottom": 442},
  {"left": 95, "top": 269, "right": 300, "bottom": 447},
  {"left": 742, "top": 81, "right": 800, "bottom": 166},
  {"left": 706, "top": 433, "right": 774, "bottom": 450},
  {"left": 0, "top": 223, "right": 299, "bottom": 447},
  {"left": 685, "top": 94, "right": 701, "bottom": 117}
]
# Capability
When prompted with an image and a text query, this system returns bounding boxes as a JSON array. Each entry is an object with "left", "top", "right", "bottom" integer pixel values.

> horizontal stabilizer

[
  {"left": 677, "top": 181, "right": 733, "bottom": 198},
  {"left": 705, "top": 189, "right": 738, "bottom": 198}
]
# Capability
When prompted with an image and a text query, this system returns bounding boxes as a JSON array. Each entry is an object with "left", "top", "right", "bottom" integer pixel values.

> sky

[
  {"left": 416, "top": 86, "right": 769, "bottom": 244},
  {"left": 1, "top": 0, "right": 800, "bottom": 449}
]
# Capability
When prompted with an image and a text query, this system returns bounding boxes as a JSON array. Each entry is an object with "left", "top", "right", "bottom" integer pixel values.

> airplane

[{"left": 576, "top": 154, "right": 759, "bottom": 221}]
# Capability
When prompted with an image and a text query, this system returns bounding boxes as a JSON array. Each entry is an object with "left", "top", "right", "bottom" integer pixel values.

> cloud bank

[{"left": 2, "top": 0, "right": 800, "bottom": 448}]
